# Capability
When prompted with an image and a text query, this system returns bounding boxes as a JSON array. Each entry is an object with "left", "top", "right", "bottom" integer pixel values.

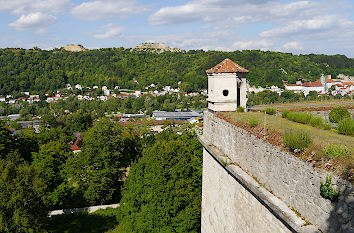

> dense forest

[{"left": 1, "top": 48, "right": 353, "bottom": 96}]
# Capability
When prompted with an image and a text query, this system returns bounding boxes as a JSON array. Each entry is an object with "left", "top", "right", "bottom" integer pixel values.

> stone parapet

[{"left": 201, "top": 111, "right": 353, "bottom": 232}]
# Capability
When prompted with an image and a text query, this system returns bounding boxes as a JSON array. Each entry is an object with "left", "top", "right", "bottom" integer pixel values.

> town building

[
  {"left": 152, "top": 111, "right": 201, "bottom": 121},
  {"left": 283, "top": 75, "right": 353, "bottom": 96}
]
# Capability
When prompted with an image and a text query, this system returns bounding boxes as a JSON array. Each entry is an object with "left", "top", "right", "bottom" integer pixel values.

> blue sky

[{"left": 1, "top": 0, "right": 354, "bottom": 57}]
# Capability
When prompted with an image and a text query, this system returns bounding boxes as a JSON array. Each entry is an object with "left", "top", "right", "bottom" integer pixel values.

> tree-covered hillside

[{"left": 0, "top": 48, "right": 353, "bottom": 95}]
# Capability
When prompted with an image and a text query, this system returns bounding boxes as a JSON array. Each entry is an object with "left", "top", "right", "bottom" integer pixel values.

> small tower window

[{"left": 223, "top": 90, "right": 229, "bottom": 96}]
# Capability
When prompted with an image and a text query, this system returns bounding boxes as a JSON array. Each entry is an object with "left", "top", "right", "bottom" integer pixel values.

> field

[{"left": 218, "top": 111, "right": 354, "bottom": 181}]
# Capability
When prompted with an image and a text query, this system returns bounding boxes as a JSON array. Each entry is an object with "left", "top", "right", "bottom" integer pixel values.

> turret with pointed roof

[
  {"left": 206, "top": 58, "right": 249, "bottom": 74},
  {"left": 206, "top": 58, "right": 248, "bottom": 111}
]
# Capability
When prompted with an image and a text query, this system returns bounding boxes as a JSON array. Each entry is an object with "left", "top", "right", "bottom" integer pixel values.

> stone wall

[
  {"left": 201, "top": 148, "right": 292, "bottom": 233},
  {"left": 201, "top": 111, "right": 353, "bottom": 232}
]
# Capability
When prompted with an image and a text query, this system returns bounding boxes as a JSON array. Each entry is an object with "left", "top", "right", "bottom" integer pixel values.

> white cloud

[
  {"left": 260, "top": 15, "right": 338, "bottom": 38},
  {"left": 9, "top": 12, "right": 57, "bottom": 32},
  {"left": 148, "top": 0, "right": 354, "bottom": 56},
  {"left": 0, "top": 0, "right": 69, "bottom": 14},
  {"left": 281, "top": 41, "right": 303, "bottom": 50},
  {"left": 150, "top": 3, "right": 205, "bottom": 25},
  {"left": 94, "top": 24, "right": 124, "bottom": 39},
  {"left": 71, "top": 0, "right": 147, "bottom": 20},
  {"left": 149, "top": 0, "right": 319, "bottom": 25},
  {"left": 1, "top": 0, "right": 68, "bottom": 32},
  {"left": 233, "top": 39, "right": 272, "bottom": 51}
]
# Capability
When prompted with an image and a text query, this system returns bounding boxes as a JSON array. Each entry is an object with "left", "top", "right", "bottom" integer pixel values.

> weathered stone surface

[
  {"left": 63, "top": 44, "right": 86, "bottom": 52},
  {"left": 202, "top": 111, "right": 353, "bottom": 232},
  {"left": 202, "top": 148, "right": 298, "bottom": 233}
]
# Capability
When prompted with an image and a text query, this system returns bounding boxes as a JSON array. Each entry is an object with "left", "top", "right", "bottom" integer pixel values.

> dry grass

[
  {"left": 218, "top": 111, "right": 354, "bottom": 182},
  {"left": 254, "top": 99, "right": 354, "bottom": 111}
]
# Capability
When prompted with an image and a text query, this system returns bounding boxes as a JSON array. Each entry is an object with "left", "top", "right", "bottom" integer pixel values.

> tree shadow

[
  {"left": 46, "top": 212, "right": 118, "bottom": 233},
  {"left": 326, "top": 185, "right": 353, "bottom": 233}
]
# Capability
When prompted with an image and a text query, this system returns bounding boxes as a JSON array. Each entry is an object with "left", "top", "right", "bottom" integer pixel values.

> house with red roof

[
  {"left": 70, "top": 132, "right": 83, "bottom": 153},
  {"left": 284, "top": 75, "right": 348, "bottom": 96}
]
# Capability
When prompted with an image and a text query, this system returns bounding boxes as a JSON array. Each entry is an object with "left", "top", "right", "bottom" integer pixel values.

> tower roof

[{"left": 206, "top": 58, "right": 249, "bottom": 74}]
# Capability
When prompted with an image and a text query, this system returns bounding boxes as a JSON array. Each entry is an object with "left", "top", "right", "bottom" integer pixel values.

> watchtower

[{"left": 206, "top": 58, "right": 248, "bottom": 111}]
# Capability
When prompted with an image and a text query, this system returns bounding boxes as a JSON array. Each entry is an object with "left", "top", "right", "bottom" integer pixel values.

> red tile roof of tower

[{"left": 206, "top": 58, "right": 249, "bottom": 74}]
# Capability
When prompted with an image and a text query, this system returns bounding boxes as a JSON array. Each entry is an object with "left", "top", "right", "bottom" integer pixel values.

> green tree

[
  {"left": 64, "top": 118, "right": 139, "bottom": 205},
  {"left": 0, "top": 152, "right": 47, "bottom": 232},
  {"left": 32, "top": 141, "right": 72, "bottom": 208},
  {"left": 117, "top": 126, "right": 202, "bottom": 232}
]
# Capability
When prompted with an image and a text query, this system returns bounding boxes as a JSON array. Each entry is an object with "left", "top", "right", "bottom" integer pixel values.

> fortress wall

[
  {"left": 201, "top": 111, "right": 353, "bottom": 232},
  {"left": 201, "top": 149, "right": 292, "bottom": 233}
]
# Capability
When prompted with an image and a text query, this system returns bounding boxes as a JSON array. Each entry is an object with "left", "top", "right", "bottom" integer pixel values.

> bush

[
  {"left": 237, "top": 106, "right": 245, "bottom": 112},
  {"left": 310, "top": 116, "right": 323, "bottom": 127},
  {"left": 248, "top": 118, "right": 259, "bottom": 128},
  {"left": 281, "top": 110, "right": 290, "bottom": 118},
  {"left": 265, "top": 108, "right": 276, "bottom": 115},
  {"left": 286, "top": 112, "right": 312, "bottom": 124},
  {"left": 323, "top": 144, "right": 350, "bottom": 159},
  {"left": 284, "top": 129, "right": 311, "bottom": 152},
  {"left": 329, "top": 107, "right": 350, "bottom": 123},
  {"left": 320, "top": 176, "right": 340, "bottom": 202},
  {"left": 337, "top": 119, "right": 354, "bottom": 135},
  {"left": 321, "top": 123, "right": 332, "bottom": 130}
]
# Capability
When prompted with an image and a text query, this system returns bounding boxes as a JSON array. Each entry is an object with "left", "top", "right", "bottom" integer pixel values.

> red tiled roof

[
  {"left": 326, "top": 78, "right": 336, "bottom": 83},
  {"left": 285, "top": 84, "right": 302, "bottom": 86},
  {"left": 206, "top": 58, "right": 249, "bottom": 74},
  {"left": 342, "top": 82, "right": 354, "bottom": 86},
  {"left": 70, "top": 137, "right": 82, "bottom": 151},
  {"left": 303, "top": 79, "right": 323, "bottom": 87},
  {"left": 70, "top": 144, "right": 80, "bottom": 151}
]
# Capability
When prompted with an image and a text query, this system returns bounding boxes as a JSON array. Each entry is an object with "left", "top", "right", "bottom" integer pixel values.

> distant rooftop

[
  {"left": 152, "top": 111, "right": 201, "bottom": 119},
  {"left": 206, "top": 58, "right": 249, "bottom": 74}
]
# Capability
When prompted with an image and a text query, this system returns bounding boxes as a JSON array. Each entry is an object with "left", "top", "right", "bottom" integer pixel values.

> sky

[{"left": 0, "top": 0, "right": 354, "bottom": 57}]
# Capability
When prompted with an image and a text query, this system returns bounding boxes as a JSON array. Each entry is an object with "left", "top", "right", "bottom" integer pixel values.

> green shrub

[
  {"left": 265, "top": 108, "right": 276, "bottom": 115},
  {"left": 329, "top": 107, "right": 350, "bottom": 123},
  {"left": 337, "top": 119, "right": 354, "bottom": 135},
  {"left": 320, "top": 176, "right": 340, "bottom": 202},
  {"left": 310, "top": 116, "right": 323, "bottom": 127},
  {"left": 321, "top": 123, "right": 332, "bottom": 130},
  {"left": 237, "top": 106, "right": 245, "bottom": 112},
  {"left": 281, "top": 110, "right": 290, "bottom": 118},
  {"left": 323, "top": 144, "right": 350, "bottom": 159},
  {"left": 286, "top": 112, "right": 312, "bottom": 124},
  {"left": 249, "top": 118, "right": 259, "bottom": 128},
  {"left": 284, "top": 129, "right": 311, "bottom": 152}
]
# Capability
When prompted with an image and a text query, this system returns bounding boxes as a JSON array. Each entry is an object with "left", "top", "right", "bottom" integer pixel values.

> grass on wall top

[{"left": 218, "top": 111, "right": 354, "bottom": 182}]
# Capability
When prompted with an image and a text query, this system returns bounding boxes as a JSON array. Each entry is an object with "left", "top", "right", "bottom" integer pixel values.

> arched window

[{"left": 223, "top": 90, "right": 229, "bottom": 96}]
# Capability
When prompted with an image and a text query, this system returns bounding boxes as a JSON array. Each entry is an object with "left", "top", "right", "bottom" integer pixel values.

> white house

[
  {"left": 75, "top": 84, "right": 82, "bottom": 90},
  {"left": 283, "top": 75, "right": 345, "bottom": 96}
]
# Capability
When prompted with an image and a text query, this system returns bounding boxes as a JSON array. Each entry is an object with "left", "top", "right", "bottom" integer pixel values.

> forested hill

[{"left": 0, "top": 48, "right": 353, "bottom": 95}]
